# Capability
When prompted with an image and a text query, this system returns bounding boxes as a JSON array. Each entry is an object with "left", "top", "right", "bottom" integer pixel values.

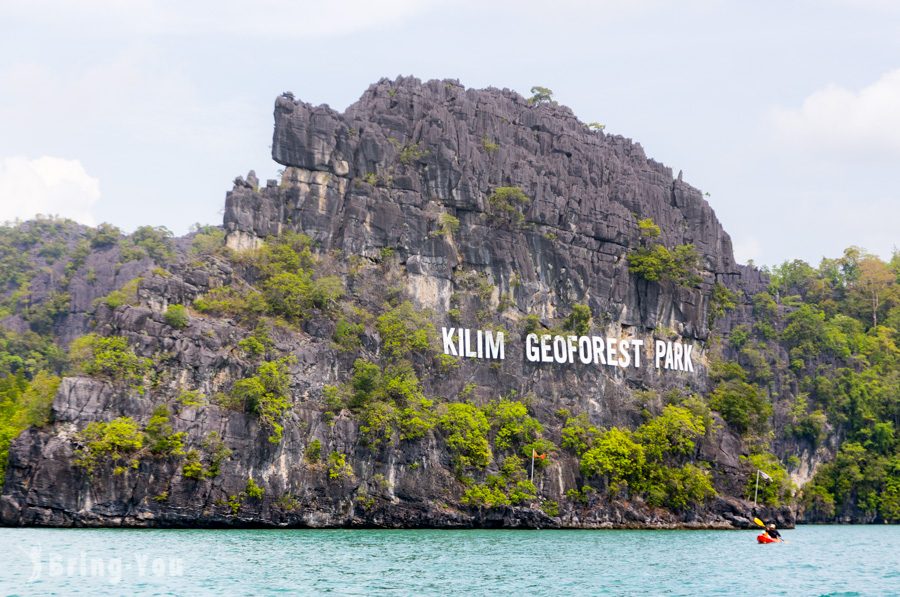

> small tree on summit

[{"left": 528, "top": 86, "right": 554, "bottom": 105}]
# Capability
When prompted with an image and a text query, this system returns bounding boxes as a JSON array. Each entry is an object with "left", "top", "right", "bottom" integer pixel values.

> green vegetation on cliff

[
  {"left": 627, "top": 218, "right": 702, "bottom": 287},
  {"left": 193, "top": 231, "right": 344, "bottom": 323},
  {"left": 0, "top": 371, "right": 59, "bottom": 486},
  {"left": 572, "top": 404, "right": 715, "bottom": 511},
  {"left": 755, "top": 249, "right": 899, "bottom": 521},
  {"left": 231, "top": 358, "right": 294, "bottom": 443},
  {"left": 0, "top": 209, "right": 896, "bottom": 524},
  {"left": 69, "top": 334, "right": 152, "bottom": 389}
]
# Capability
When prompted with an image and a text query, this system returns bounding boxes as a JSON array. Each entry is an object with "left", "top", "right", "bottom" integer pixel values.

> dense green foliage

[
  {"left": 628, "top": 244, "right": 701, "bottom": 286},
  {"left": 193, "top": 231, "right": 343, "bottom": 323},
  {"left": 189, "top": 224, "right": 226, "bottom": 256},
  {"left": 90, "top": 223, "right": 122, "bottom": 248},
  {"left": 119, "top": 225, "right": 174, "bottom": 264},
  {"left": 708, "top": 363, "right": 771, "bottom": 434},
  {"left": 375, "top": 302, "right": 435, "bottom": 359},
  {"left": 580, "top": 427, "right": 645, "bottom": 487},
  {"left": 0, "top": 328, "right": 67, "bottom": 378},
  {"left": 0, "top": 372, "right": 59, "bottom": 486},
  {"left": 741, "top": 453, "right": 792, "bottom": 506},
  {"left": 484, "top": 398, "right": 542, "bottom": 452},
  {"left": 69, "top": 334, "right": 151, "bottom": 388},
  {"left": 576, "top": 405, "right": 715, "bottom": 510},
  {"left": 439, "top": 403, "right": 492, "bottom": 469},
  {"left": 232, "top": 358, "right": 293, "bottom": 443},
  {"left": 461, "top": 455, "right": 537, "bottom": 507},
  {"left": 263, "top": 271, "right": 343, "bottom": 319},
  {"left": 193, "top": 285, "right": 267, "bottom": 317},
  {"left": 753, "top": 248, "right": 899, "bottom": 520},
  {"left": 560, "top": 411, "right": 600, "bottom": 456},
  {"left": 803, "top": 441, "right": 900, "bottom": 522},
  {"left": 333, "top": 318, "right": 365, "bottom": 352},
  {"left": 627, "top": 217, "right": 701, "bottom": 286},
  {"left": 562, "top": 304, "right": 592, "bottom": 336},
  {"left": 1, "top": 216, "right": 896, "bottom": 523},
  {"left": 74, "top": 417, "right": 144, "bottom": 474},
  {"left": 324, "top": 359, "right": 437, "bottom": 447}
]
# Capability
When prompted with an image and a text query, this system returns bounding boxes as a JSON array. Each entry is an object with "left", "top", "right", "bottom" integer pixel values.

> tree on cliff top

[{"left": 527, "top": 86, "right": 554, "bottom": 105}]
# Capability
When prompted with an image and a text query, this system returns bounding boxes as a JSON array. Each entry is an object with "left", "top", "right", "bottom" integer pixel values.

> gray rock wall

[
  {"left": 0, "top": 78, "right": 790, "bottom": 529},
  {"left": 227, "top": 77, "right": 764, "bottom": 339}
]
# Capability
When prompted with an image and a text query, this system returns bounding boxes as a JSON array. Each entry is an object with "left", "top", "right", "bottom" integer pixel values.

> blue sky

[{"left": 1, "top": 0, "right": 897, "bottom": 266}]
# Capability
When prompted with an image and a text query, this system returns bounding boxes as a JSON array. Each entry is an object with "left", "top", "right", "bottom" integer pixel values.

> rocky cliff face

[
  {"left": 0, "top": 78, "right": 792, "bottom": 529},
  {"left": 229, "top": 77, "right": 754, "bottom": 336}
]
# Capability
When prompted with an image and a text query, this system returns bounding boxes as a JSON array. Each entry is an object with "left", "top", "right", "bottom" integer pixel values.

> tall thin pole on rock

[
  {"left": 754, "top": 469, "right": 760, "bottom": 506},
  {"left": 530, "top": 449, "right": 536, "bottom": 483}
]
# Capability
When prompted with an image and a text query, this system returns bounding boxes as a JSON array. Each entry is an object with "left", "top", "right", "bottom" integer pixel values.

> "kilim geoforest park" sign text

[{"left": 441, "top": 327, "right": 695, "bottom": 372}]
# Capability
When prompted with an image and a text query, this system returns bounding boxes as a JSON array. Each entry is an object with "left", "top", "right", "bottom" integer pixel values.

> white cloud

[
  {"left": 0, "top": 157, "right": 100, "bottom": 225},
  {"left": 1, "top": 0, "right": 441, "bottom": 38},
  {"left": 771, "top": 68, "right": 900, "bottom": 158}
]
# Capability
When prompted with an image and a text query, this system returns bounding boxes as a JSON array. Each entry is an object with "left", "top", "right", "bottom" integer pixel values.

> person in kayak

[{"left": 765, "top": 523, "right": 782, "bottom": 541}]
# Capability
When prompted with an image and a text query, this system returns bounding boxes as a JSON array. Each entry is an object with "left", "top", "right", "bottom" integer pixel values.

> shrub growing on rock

[
  {"left": 231, "top": 358, "right": 293, "bottom": 443},
  {"left": 487, "top": 187, "right": 530, "bottom": 225},
  {"left": 69, "top": 334, "right": 151, "bottom": 388},
  {"left": 0, "top": 371, "right": 60, "bottom": 486},
  {"left": 580, "top": 428, "right": 645, "bottom": 489},
  {"left": 376, "top": 302, "right": 435, "bottom": 359},
  {"left": 74, "top": 417, "right": 144, "bottom": 474},
  {"left": 709, "top": 378, "right": 770, "bottom": 435},
  {"left": 327, "top": 452, "right": 354, "bottom": 480},
  {"left": 485, "top": 398, "right": 542, "bottom": 451},
  {"left": 163, "top": 304, "right": 189, "bottom": 329},
  {"left": 561, "top": 412, "right": 600, "bottom": 456},
  {"left": 439, "top": 403, "right": 492, "bottom": 469},
  {"left": 562, "top": 304, "right": 592, "bottom": 336},
  {"left": 305, "top": 439, "right": 322, "bottom": 464},
  {"left": 145, "top": 406, "right": 186, "bottom": 456}
]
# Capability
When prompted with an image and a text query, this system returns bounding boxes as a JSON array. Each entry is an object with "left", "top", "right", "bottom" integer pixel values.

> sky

[{"left": 0, "top": 0, "right": 898, "bottom": 267}]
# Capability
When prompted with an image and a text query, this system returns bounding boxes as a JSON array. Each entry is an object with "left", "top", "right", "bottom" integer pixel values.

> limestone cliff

[
  {"left": 229, "top": 77, "right": 757, "bottom": 336},
  {"left": 0, "top": 78, "right": 792, "bottom": 529}
]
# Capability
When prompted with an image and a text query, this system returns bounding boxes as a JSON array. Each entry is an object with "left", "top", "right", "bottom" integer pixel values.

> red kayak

[{"left": 757, "top": 533, "right": 781, "bottom": 544}]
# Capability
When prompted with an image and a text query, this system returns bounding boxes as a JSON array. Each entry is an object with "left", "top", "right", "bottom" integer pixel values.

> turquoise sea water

[{"left": 0, "top": 525, "right": 898, "bottom": 596}]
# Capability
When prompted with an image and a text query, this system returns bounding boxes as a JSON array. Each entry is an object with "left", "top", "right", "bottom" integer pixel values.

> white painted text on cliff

[{"left": 441, "top": 327, "right": 694, "bottom": 372}]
